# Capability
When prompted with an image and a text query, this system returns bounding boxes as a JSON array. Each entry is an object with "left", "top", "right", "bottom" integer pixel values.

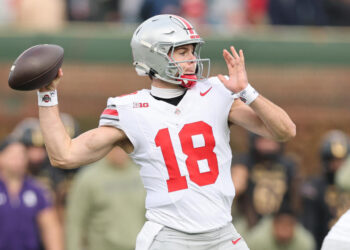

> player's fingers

[
  {"left": 39, "top": 69, "right": 63, "bottom": 92},
  {"left": 223, "top": 49, "right": 235, "bottom": 70},
  {"left": 239, "top": 50, "right": 245, "bottom": 65},
  {"left": 52, "top": 69, "right": 63, "bottom": 84},
  {"left": 230, "top": 46, "right": 240, "bottom": 61},
  {"left": 217, "top": 74, "right": 228, "bottom": 84},
  {"left": 39, "top": 81, "right": 58, "bottom": 91},
  {"left": 224, "top": 49, "right": 236, "bottom": 64}
]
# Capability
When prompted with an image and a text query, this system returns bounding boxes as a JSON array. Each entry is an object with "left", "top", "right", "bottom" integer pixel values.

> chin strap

[{"left": 179, "top": 74, "right": 198, "bottom": 88}]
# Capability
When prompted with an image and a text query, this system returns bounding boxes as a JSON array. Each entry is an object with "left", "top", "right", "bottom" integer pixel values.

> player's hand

[
  {"left": 217, "top": 46, "right": 248, "bottom": 93},
  {"left": 39, "top": 68, "right": 63, "bottom": 92}
]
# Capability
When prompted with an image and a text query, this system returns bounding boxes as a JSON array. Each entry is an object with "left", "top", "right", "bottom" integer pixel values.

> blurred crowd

[
  {"left": 0, "top": 115, "right": 145, "bottom": 250},
  {"left": 1, "top": 115, "right": 350, "bottom": 250},
  {"left": 231, "top": 130, "right": 350, "bottom": 250},
  {"left": 1, "top": 0, "right": 350, "bottom": 32}
]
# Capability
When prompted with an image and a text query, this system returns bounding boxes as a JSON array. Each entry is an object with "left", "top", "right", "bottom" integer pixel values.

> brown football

[{"left": 8, "top": 44, "right": 64, "bottom": 91}]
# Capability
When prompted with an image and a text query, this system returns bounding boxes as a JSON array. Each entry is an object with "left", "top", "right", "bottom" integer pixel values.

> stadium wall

[{"left": 1, "top": 25, "right": 350, "bottom": 175}]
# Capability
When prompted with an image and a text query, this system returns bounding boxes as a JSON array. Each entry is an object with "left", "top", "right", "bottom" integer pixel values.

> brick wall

[{"left": 1, "top": 63, "right": 349, "bottom": 176}]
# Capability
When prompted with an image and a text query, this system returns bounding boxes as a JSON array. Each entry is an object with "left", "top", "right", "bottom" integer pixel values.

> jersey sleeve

[
  {"left": 98, "top": 93, "right": 141, "bottom": 152},
  {"left": 99, "top": 97, "right": 122, "bottom": 130}
]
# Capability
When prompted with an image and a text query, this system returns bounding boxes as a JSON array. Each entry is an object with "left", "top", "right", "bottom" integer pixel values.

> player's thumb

[{"left": 217, "top": 74, "right": 227, "bottom": 84}]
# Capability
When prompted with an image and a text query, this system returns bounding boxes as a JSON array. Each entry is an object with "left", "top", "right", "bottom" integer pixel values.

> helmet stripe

[{"left": 172, "top": 15, "right": 200, "bottom": 39}]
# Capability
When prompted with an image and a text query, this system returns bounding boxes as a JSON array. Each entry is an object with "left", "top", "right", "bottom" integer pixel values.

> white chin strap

[{"left": 151, "top": 85, "right": 185, "bottom": 98}]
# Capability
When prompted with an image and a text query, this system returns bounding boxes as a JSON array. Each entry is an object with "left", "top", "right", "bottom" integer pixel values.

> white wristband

[
  {"left": 236, "top": 84, "right": 259, "bottom": 105},
  {"left": 37, "top": 90, "right": 58, "bottom": 107}
]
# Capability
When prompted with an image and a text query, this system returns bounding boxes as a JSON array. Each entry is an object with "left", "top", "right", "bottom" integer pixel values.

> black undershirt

[{"left": 151, "top": 91, "right": 187, "bottom": 106}]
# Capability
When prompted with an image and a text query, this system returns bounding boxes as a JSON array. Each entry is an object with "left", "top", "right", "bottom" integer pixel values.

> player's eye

[{"left": 179, "top": 50, "right": 186, "bottom": 55}]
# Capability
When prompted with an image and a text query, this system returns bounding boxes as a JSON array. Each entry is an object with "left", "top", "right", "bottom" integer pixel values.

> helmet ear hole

[
  {"left": 148, "top": 68, "right": 158, "bottom": 80},
  {"left": 135, "top": 66, "right": 148, "bottom": 76}
]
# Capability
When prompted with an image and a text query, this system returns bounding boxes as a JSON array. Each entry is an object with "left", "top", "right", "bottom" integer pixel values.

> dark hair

[{"left": 273, "top": 202, "right": 295, "bottom": 219}]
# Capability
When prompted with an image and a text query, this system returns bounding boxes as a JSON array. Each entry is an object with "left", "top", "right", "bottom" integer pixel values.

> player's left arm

[
  {"left": 229, "top": 97, "right": 296, "bottom": 141},
  {"left": 218, "top": 46, "right": 296, "bottom": 142}
]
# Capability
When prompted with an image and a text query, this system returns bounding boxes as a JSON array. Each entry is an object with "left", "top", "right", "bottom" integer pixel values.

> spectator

[
  {"left": 300, "top": 130, "right": 350, "bottom": 249},
  {"left": 12, "top": 115, "right": 80, "bottom": 191},
  {"left": 206, "top": 0, "right": 247, "bottom": 32},
  {"left": 336, "top": 155, "right": 350, "bottom": 190},
  {"left": 0, "top": 0, "right": 16, "bottom": 25},
  {"left": 324, "top": 0, "right": 350, "bottom": 26},
  {"left": 0, "top": 137, "right": 63, "bottom": 250},
  {"left": 246, "top": 205, "right": 316, "bottom": 250},
  {"left": 65, "top": 146, "right": 145, "bottom": 250},
  {"left": 322, "top": 156, "right": 350, "bottom": 250},
  {"left": 12, "top": 116, "right": 82, "bottom": 224},
  {"left": 231, "top": 163, "right": 252, "bottom": 236},
  {"left": 181, "top": 0, "right": 207, "bottom": 26},
  {"left": 66, "top": 0, "right": 91, "bottom": 21},
  {"left": 65, "top": 0, "right": 121, "bottom": 22},
  {"left": 246, "top": 0, "right": 269, "bottom": 25},
  {"left": 120, "top": 0, "right": 144, "bottom": 23},
  {"left": 231, "top": 134, "right": 300, "bottom": 228},
  {"left": 268, "top": 0, "right": 327, "bottom": 25},
  {"left": 16, "top": 0, "right": 65, "bottom": 31},
  {"left": 12, "top": 118, "right": 54, "bottom": 189},
  {"left": 139, "top": 0, "right": 181, "bottom": 21},
  {"left": 55, "top": 176, "right": 74, "bottom": 225}
]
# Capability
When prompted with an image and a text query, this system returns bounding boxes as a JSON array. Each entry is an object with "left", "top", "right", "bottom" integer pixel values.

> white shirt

[
  {"left": 323, "top": 209, "right": 350, "bottom": 243},
  {"left": 99, "top": 77, "right": 236, "bottom": 233}
]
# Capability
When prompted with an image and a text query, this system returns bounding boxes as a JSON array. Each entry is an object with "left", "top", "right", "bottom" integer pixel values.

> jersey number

[{"left": 155, "top": 121, "right": 219, "bottom": 192}]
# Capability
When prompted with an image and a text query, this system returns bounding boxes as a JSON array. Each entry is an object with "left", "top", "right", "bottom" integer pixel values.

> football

[{"left": 8, "top": 44, "right": 64, "bottom": 91}]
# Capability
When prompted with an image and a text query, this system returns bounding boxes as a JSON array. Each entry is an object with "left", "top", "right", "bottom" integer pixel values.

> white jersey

[
  {"left": 322, "top": 209, "right": 350, "bottom": 250},
  {"left": 99, "top": 77, "right": 236, "bottom": 233}
]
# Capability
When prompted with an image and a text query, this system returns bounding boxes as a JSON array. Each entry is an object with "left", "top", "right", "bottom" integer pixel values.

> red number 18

[{"left": 155, "top": 121, "right": 219, "bottom": 192}]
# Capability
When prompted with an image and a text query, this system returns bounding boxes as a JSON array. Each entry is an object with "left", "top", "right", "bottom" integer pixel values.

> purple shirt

[{"left": 0, "top": 177, "right": 52, "bottom": 250}]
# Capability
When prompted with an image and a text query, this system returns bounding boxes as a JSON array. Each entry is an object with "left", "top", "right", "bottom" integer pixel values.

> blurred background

[
  {"left": 0, "top": 0, "right": 350, "bottom": 249},
  {"left": 0, "top": 0, "right": 350, "bottom": 175}
]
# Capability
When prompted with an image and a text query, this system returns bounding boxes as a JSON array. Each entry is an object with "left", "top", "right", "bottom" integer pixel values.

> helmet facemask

[
  {"left": 131, "top": 14, "right": 211, "bottom": 88},
  {"left": 164, "top": 43, "right": 210, "bottom": 88}
]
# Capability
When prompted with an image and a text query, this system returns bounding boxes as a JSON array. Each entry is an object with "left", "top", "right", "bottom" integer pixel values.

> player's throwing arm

[{"left": 8, "top": 45, "right": 127, "bottom": 169}]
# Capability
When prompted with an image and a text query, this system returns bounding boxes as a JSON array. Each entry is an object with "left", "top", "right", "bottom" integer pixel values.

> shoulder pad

[{"left": 110, "top": 91, "right": 140, "bottom": 106}]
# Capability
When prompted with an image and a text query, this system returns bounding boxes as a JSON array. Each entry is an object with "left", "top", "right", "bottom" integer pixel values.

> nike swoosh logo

[
  {"left": 200, "top": 87, "right": 212, "bottom": 96},
  {"left": 232, "top": 238, "right": 241, "bottom": 245}
]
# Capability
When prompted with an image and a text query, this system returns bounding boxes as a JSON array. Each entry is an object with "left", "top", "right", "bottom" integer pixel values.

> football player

[{"left": 36, "top": 14, "right": 295, "bottom": 250}]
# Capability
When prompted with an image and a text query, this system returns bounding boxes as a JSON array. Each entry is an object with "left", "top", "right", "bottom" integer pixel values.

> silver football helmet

[{"left": 131, "top": 14, "right": 210, "bottom": 88}]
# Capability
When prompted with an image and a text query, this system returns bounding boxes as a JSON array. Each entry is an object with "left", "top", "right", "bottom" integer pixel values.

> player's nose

[{"left": 189, "top": 52, "right": 196, "bottom": 61}]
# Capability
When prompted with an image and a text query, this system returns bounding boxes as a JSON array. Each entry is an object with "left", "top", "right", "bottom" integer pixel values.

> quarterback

[{"left": 37, "top": 15, "right": 295, "bottom": 250}]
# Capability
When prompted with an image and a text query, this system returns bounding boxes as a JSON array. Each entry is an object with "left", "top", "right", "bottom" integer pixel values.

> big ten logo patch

[{"left": 133, "top": 102, "right": 149, "bottom": 108}]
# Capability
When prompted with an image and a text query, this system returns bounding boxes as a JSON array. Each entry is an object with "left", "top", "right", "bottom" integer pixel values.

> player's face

[
  {"left": 0, "top": 142, "right": 29, "bottom": 176},
  {"left": 170, "top": 44, "right": 197, "bottom": 74}
]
